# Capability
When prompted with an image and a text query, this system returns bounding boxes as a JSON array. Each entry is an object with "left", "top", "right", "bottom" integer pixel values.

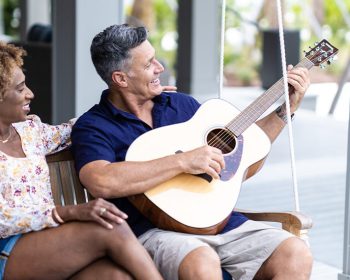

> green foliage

[
  {"left": 2, "top": 0, "right": 20, "bottom": 38},
  {"left": 124, "top": 0, "right": 177, "bottom": 76},
  {"left": 152, "top": 0, "right": 176, "bottom": 31},
  {"left": 148, "top": 0, "right": 177, "bottom": 75},
  {"left": 294, "top": 0, "right": 348, "bottom": 75},
  {"left": 224, "top": 0, "right": 349, "bottom": 85}
]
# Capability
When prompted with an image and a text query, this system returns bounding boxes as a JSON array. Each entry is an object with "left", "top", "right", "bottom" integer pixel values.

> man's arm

[
  {"left": 257, "top": 65, "right": 310, "bottom": 142},
  {"left": 79, "top": 145, "right": 225, "bottom": 198},
  {"left": 245, "top": 65, "right": 310, "bottom": 178},
  {"left": 80, "top": 66, "right": 309, "bottom": 196}
]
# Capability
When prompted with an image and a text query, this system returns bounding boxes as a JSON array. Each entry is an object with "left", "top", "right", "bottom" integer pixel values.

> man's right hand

[{"left": 178, "top": 145, "right": 225, "bottom": 179}]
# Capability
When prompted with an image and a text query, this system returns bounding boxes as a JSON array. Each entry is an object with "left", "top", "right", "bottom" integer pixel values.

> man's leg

[
  {"left": 216, "top": 220, "right": 297, "bottom": 280},
  {"left": 254, "top": 237, "right": 313, "bottom": 280},
  {"left": 139, "top": 229, "right": 223, "bottom": 280},
  {"left": 178, "top": 246, "right": 222, "bottom": 280}
]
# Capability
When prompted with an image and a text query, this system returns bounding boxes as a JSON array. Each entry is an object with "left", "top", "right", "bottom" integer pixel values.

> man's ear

[{"left": 111, "top": 71, "right": 128, "bottom": 87}]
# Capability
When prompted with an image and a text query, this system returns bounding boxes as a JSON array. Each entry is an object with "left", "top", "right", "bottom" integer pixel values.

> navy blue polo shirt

[{"left": 71, "top": 90, "right": 247, "bottom": 236}]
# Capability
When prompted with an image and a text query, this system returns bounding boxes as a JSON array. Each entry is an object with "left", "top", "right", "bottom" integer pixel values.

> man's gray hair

[{"left": 90, "top": 24, "right": 148, "bottom": 85}]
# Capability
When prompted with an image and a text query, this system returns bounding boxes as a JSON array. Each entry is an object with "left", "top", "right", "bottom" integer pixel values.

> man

[{"left": 71, "top": 24, "right": 313, "bottom": 280}]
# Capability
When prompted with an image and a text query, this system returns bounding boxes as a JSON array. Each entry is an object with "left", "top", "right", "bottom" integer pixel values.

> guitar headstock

[{"left": 304, "top": 39, "right": 339, "bottom": 68}]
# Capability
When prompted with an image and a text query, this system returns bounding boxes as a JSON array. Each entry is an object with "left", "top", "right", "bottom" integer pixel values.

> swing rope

[
  {"left": 276, "top": 0, "right": 300, "bottom": 211},
  {"left": 218, "top": 0, "right": 226, "bottom": 100},
  {"left": 219, "top": 0, "right": 301, "bottom": 211}
]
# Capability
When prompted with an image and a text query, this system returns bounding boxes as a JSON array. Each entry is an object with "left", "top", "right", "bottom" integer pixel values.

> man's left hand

[{"left": 287, "top": 65, "right": 310, "bottom": 113}]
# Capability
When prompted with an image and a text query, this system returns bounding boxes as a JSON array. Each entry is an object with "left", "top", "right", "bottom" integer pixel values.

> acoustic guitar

[{"left": 126, "top": 39, "right": 338, "bottom": 234}]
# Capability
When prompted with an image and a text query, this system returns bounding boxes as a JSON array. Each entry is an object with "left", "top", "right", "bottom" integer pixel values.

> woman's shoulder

[{"left": 13, "top": 114, "right": 42, "bottom": 130}]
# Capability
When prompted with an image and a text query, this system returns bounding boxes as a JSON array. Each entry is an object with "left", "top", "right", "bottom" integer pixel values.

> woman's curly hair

[{"left": 0, "top": 42, "right": 26, "bottom": 100}]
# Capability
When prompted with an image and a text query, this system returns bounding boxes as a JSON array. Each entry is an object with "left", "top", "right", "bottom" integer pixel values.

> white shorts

[{"left": 138, "top": 220, "right": 293, "bottom": 280}]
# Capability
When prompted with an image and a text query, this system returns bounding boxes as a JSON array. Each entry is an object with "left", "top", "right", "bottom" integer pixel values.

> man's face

[{"left": 125, "top": 40, "right": 164, "bottom": 100}]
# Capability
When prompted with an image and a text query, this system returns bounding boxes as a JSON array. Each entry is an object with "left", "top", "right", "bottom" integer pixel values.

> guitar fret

[{"left": 228, "top": 58, "right": 314, "bottom": 136}]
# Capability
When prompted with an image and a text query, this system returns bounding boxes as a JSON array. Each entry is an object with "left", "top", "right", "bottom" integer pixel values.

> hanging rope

[
  {"left": 220, "top": 0, "right": 301, "bottom": 211},
  {"left": 218, "top": 0, "right": 226, "bottom": 100},
  {"left": 276, "top": 0, "right": 300, "bottom": 211}
]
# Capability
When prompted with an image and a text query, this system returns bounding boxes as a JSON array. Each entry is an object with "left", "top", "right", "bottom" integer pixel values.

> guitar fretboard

[{"left": 227, "top": 58, "right": 315, "bottom": 136}]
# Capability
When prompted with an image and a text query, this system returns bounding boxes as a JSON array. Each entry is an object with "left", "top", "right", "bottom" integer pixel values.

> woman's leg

[
  {"left": 4, "top": 221, "right": 162, "bottom": 280},
  {"left": 70, "top": 258, "right": 132, "bottom": 280}
]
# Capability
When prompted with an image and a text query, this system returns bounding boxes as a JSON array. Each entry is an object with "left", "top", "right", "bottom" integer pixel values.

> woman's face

[{"left": 0, "top": 66, "right": 34, "bottom": 124}]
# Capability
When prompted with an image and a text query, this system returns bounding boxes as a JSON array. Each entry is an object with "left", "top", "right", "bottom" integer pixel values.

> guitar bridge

[{"left": 195, "top": 173, "right": 213, "bottom": 183}]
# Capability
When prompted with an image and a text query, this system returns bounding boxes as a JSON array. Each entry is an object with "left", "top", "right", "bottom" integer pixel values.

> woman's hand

[
  {"left": 162, "top": 85, "right": 177, "bottom": 92},
  {"left": 56, "top": 198, "right": 128, "bottom": 229}
]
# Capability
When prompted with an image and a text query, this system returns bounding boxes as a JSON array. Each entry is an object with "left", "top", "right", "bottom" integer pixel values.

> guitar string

[
  {"left": 208, "top": 52, "right": 320, "bottom": 157},
  {"left": 208, "top": 73, "right": 295, "bottom": 149},
  {"left": 207, "top": 0, "right": 289, "bottom": 150},
  {"left": 209, "top": 57, "right": 313, "bottom": 150},
  {"left": 206, "top": 58, "right": 314, "bottom": 152},
  {"left": 206, "top": 76, "right": 292, "bottom": 150},
  {"left": 206, "top": 7, "right": 322, "bottom": 154}
]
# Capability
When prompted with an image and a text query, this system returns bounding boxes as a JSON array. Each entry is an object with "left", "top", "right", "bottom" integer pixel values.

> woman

[{"left": 0, "top": 42, "right": 163, "bottom": 280}]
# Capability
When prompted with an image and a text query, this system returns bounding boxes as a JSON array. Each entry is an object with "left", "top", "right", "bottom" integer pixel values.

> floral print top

[{"left": 0, "top": 115, "right": 75, "bottom": 238}]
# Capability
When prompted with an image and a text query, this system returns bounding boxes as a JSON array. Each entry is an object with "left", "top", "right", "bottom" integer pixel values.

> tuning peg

[
  {"left": 332, "top": 55, "right": 338, "bottom": 61},
  {"left": 320, "top": 64, "right": 326, "bottom": 69},
  {"left": 314, "top": 41, "right": 319, "bottom": 46},
  {"left": 327, "top": 60, "right": 331, "bottom": 65}
]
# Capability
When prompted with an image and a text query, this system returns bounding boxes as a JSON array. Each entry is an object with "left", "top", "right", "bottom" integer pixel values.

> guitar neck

[{"left": 227, "top": 58, "right": 314, "bottom": 136}]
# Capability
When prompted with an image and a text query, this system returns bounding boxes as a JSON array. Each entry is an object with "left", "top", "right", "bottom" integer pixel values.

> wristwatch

[{"left": 275, "top": 105, "right": 295, "bottom": 124}]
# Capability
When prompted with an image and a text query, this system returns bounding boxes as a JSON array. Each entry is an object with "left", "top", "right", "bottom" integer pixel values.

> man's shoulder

[{"left": 74, "top": 105, "right": 107, "bottom": 127}]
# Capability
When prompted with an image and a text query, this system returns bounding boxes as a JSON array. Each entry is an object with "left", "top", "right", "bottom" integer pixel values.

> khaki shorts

[{"left": 138, "top": 220, "right": 293, "bottom": 280}]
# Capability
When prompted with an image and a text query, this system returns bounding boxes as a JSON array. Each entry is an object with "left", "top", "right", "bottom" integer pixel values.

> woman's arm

[
  {"left": 27, "top": 115, "right": 77, "bottom": 154},
  {"left": 0, "top": 200, "right": 58, "bottom": 238}
]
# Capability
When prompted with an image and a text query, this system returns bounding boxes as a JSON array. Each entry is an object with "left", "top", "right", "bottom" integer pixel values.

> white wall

[{"left": 52, "top": 0, "right": 124, "bottom": 123}]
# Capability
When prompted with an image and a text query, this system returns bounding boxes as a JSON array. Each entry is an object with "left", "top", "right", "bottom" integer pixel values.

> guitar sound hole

[{"left": 207, "top": 128, "right": 236, "bottom": 154}]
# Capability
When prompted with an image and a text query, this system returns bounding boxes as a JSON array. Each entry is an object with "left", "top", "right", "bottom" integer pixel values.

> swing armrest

[{"left": 234, "top": 208, "right": 313, "bottom": 238}]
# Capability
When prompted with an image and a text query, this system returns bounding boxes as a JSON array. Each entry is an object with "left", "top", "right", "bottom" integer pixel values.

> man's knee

[
  {"left": 281, "top": 237, "right": 313, "bottom": 268},
  {"left": 257, "top": 237, "right": 313, "bottom": 279},
  {"left": 179, "top": 246, "right": 222, "bottom": 280}
]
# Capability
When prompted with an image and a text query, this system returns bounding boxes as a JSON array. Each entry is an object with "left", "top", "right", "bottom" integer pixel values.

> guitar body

[
  {"left": 126, "top": 98, "right": 271, "bottom": 234},
  {"left": 125, "top": 40, "right": 338, "bottom": 234}
]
